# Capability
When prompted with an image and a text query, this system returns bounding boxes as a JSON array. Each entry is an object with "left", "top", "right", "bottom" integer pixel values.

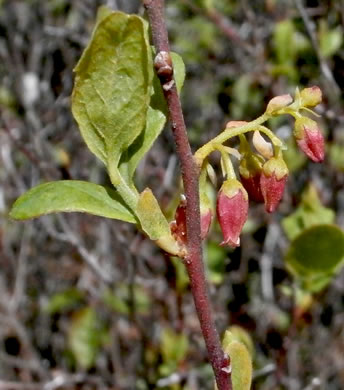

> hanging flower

[
  {"left": 216, "top": 179, "right": 248, "bottom": 247},
  {"left": 260, "top": 156, "right": 288, "bottom": 213},
  {"left": 294, "top": 117, "right": 325, "bottom": 163}
]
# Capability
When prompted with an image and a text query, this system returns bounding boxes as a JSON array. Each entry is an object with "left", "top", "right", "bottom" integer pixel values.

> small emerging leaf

[
  {"left": 219, "top": 330, "right": 252, "bottom": 390},
  {"left": 227, "top": 341, "right": 252, "bottom": 390},
  {"left": 136, "top": 188, "right": 170, "bottom": 241},
  {"left": 10, "top": 181, "right": 136, "bottom": 223}
]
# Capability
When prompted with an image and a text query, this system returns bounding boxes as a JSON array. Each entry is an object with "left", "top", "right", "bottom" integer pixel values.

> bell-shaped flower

[
  {"left": 294, "top": 117, "right": 325, "bottom": 163},
  {"left": 260, "top": 156, "right": 288, "bottom": 213},
  {"left": 239, "top": 153, "right": 265, "bottom": 203},
  {"left": 216, "top": 179, "right": 248, "bottom": 247}
]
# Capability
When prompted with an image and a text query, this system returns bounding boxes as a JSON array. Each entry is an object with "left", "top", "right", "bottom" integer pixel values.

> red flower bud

[
  {"left": 170, "top": 194, "right": 213, "bottom": 243},
  {"left": 170, "top": 197, "right": 187, "bottom": 244},
  {"left": 240, "top": 175, "right": 264, "bottom": 203},
  {"left": 260, "top": 157, "right": 288, "bottom": 213},
  {"left": 294, "top": 117, "right": 325, "bottom": 163},
  {"left": 216, "top": 179, "right": 248, "bottom": 247},
  {"left": 239, "top": 153, "right": 265, "bottom": 202}
]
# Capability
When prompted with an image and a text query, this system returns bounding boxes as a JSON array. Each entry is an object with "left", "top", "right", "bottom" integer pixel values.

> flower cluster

[{"left": 171, "top": 86, "right": 325, "bottom": 248}]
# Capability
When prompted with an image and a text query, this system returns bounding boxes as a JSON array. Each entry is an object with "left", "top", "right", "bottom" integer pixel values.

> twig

[
  {"left": 180, "top": 0, "right": 240, "bottom": 42},
  {"left": 293, "top": 0, "right": 341, "bottom": 100},
  {"left": 142, "top": 1, "right": 231, "bottom": 389}
]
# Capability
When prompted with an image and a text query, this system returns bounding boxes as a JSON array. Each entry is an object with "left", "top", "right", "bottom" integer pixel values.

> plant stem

[
  {"left": 195, "top": 113, "right": 271, "bottom": 166},
  {"left": 143, "top": 1, "right": 231, "bottom": 389}
]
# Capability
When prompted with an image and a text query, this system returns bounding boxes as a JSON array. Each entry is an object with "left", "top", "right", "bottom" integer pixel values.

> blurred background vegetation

[{"left": 2, "top": 0, "right": 344, "bottom": 389}]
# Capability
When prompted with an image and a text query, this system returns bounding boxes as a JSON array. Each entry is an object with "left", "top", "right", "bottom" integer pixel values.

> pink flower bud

[
  {"left": 200, "top": 193, "right": 213, "bottom": 240},
  {"left": 239, "top": 153, "right": 265, "bottom": 202},
  {"left": 260, "top": 157, "right": 288, "bottom": 213},
  {"left": 216, "top": 179, "right": 248, "bottom": 247},
  {"left": 300, "top": 86, "right": 322, "bottom": 107},
  {"left": 294, "top": 117, "right": 325, "bottom": 163},
  {"left": 266, "top": 94, "right": 293, "bottom": 115}
]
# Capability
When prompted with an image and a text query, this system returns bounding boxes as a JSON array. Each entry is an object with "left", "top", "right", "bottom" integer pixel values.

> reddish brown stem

[{"left": 143, "top": 1, "right": 232, "bottom": 389}]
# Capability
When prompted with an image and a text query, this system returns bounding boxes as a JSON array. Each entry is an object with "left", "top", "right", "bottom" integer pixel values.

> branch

[
  {"left": 143, "top": 1, "right": 231, "bottom": 389},
  {"left": 293, "top": 0, "right": 341, "bottom": 101}
]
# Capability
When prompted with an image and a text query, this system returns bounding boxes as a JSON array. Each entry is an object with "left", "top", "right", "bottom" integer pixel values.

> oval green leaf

[
  {"left": 10, "top": 180, "right": 136, "bottom": 223},
  {"left": 72, "top": 11, "right": 153, "bottom": 167},
  {"left": 285, "top": 225, "right": 344, "bottom": 280}
]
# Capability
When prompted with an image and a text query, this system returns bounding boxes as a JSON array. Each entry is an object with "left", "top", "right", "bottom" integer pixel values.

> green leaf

[
  {"left": 44, "top": 288, "right": 84, "bottom": 315},
  {"left": 285, "top": 225, "right": 344, "bottom": 292},
  {"left": 274, "top": 20, "right": 296, "bottom": 65},
  {"left": 10, "top": 181, "right": 136, "bottom": 223},
  {"left": 68, "top": 307, "right": 103, "bottom": 370},
  {"left": 136, "top": 188, "right": 170, "bottom": 240},
  {"left": 220, "top": 330, "right": 252, "bottom": 390},
  {"left": 282, "top": 185, "right": 335, "bottom": 240},
  {"left": 103, "top": 284, "right": 151, "bottom": 315},
  {"left": 227, "top": 341, "right": 252, "bottom": 390},
  {"left": 95, "top": 5, "right": 113, "bottom": 24},
  {"left": 160, "top": 327, "right": 189, "bottom": 364},
  {"left": 120, "top": 52, "right": 186, "bottom": 179},
  {"left": 223, "top": 326, "right": 255, "bottom": 358},
  {"left": 72, "top": 11, "right": 153, "bottom": 167},
  {"left": 319, "top": 20, "right": 343, "bottom": 58},
  {"left": 329, "top": 143, "right": 344, "bottom": 171}
]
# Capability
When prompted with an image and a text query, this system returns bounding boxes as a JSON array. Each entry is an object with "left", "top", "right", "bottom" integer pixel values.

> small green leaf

[
  {"left": 220, "top": 330, "right": 252, "bottom": 390},
  {"left": 10, "top": 181, "right": 136, "bottom": 223},
  {"left": 282, "top": 185, "right": 335, "bottom": 240},
  {"left": 68, "top": 307, "right": 103, "bottom": 369},
  {"left": 274, "top": 20, "right": 296, "bottom": 65},
  {"left": 72, "top": 11, "right": 153, "bottom": 167},
  {"left": 160, "top": 327, "right": 189, "bottom": 364},
  {"left": 136, "top": 189, "right": 182, "bottom": 256},
  {"left": 136, "top": 188, "right": 170, "bottom": 240},
  {"left": 227, "top": 341, "right": 252, "bottom": 390},
  {"left": 329, "top": 143, "right": 344, "bottom": 171},
  {"left": 44, "top": 288, "right": 84, "bottom": 315},
  {"left": 285, "top": 225, "right": 344, "bottom": 291},
  {"left": 120, "top": 52, "right": 186, "bottom": 179},
  {"left": 223, "top": 326, "right": 254, "bottom": 358},
  {"left": 319, "top": 20, "right": 343, "bottom": 58},
  {"left": 103, "top": 284, "right": 151, "bottom": 315}
]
